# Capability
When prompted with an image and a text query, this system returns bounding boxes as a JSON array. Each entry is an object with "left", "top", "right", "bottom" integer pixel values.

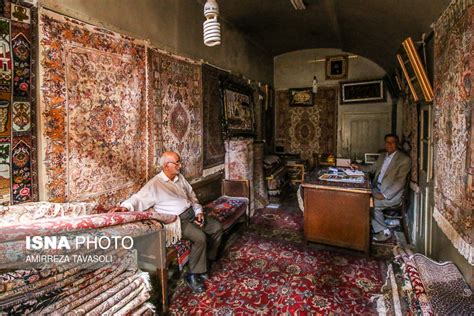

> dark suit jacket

[{"left": 361, "top": 151, "right": 411, "bottom": 208}]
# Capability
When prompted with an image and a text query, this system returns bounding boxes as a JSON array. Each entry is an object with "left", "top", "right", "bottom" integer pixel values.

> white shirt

[
  {"left": 120, "top": 171, "right": 203, "bottom": 216},
  {"left": 377, "top": 151, "right": 397, "bottom": 185}
]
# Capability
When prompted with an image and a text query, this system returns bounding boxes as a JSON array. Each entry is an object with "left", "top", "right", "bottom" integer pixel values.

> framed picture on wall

[
  {"left": 326, "top": 55, "right": 348, "bottom": 80},
  {"left": 289, "top": 88, "right": 313, "bottom": 106},
  {"left": 222, "top": 82, "right": 255, "bottom": 137},
  {"left": 341, "top": 79, "right": 385, "bottom": 103}
]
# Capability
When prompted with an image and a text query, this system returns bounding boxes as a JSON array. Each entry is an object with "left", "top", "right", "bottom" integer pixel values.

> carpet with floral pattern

[{"left": 169, "top": 205, "right": 386, "bottom": 314}]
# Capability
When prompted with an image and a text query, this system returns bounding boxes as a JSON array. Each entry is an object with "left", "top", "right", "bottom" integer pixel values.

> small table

[{"left": 302, "top": 169, "right": 372, "bottom": 255}]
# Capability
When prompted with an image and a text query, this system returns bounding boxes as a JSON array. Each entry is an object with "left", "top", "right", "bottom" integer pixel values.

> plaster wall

[
  {"left": 274, "top": 49, "right": 396, "bottom": 157},
  {"left": 39, "top": 0, "right": 273, "bottom": 83}
]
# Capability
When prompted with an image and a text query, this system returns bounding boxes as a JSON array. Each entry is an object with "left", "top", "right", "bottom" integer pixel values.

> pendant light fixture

[
  {"left": 312, "top": 52, "right": 319, "bottom": 94},
  {"left": 203, "top": 0, "right": 221, "bottom": 47},
  {"left": 312, "top": 75, "right": 318, "bottom": 94}
]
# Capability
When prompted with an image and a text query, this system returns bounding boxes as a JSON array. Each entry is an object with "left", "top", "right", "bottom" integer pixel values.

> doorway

[{"left": 413, "top": 104, "right": 434, "bottom": 255}]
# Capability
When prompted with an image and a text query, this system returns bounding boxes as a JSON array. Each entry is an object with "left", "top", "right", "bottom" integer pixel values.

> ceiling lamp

[
  {"left": 203, "top": 0, "right": 221, "bottom": 47},
  {"left": 312, "top": 76, "right": 318, "bottom": 94},
  {"left": 290, "top": 0, "right": 306, "bottom": 10}
]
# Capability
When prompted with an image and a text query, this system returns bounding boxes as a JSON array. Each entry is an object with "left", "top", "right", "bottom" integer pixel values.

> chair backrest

[
  {"left": 222, "top": 179, "right": 250, "bottom": 201},
  {"left": 192, "top": 171, "right": 224, "bottom": 205}
]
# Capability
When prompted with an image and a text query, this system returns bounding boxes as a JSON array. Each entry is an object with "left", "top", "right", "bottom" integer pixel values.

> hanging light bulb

[
  {"left": 312, "top": 75, "right": 318, "bottom": 94},
  {"left": 203, "top": 0, "right": 221, "bottom": 47}
]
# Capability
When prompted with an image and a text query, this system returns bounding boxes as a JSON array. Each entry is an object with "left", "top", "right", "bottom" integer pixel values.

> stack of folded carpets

[
  {"left": 373, "top": 246, "right": 473, "bottom": 315},
  {"left": 0, "top": 249, "right": 155, "bottom": 315},
  {"left": 0, "top": 202, "right": 162, "bottom": 315}
]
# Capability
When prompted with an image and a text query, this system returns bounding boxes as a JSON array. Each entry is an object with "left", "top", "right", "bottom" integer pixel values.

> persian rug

[
  {"left": 0, "top": 248, "right": 129, "bottom": 299},
  {"left": 0, "top": 218, "right": 161, "bottom": 269},
  {"left": 253, "top": 142, "right": 269, "bottom": 209},
  {"left": 44, "top": 255, "right": 137, "bottom": 313},
  {"left": 149, "top": 48, "right": 203, "bottom": 180},
  {"left": 412, "top": 253, "right": 473, "bottom": 314},
  {"left": 274, "top": 90, "right": 288, "bottom": 149},
  {"left": 131, "top": 302, "right": 155, "bottom": 315},
  {"left": 39, "top": 8, "right": 149, "bottom": 207},
  {"left": 114, "top": 285, "right": 151, "bottom": 315},
  {"left": 287, "top": 105, "right": 321, "bottom": 162},
  {"left": 264, "top": 86, "right": 275, "bottom": 152},
  {"left": 10, "top": 1, "right": 38, "bottom": 204},
  {"left": 202, "top": 64, "right": 226, "bottom": 168},
  {"left": 432, "top": 3, "right": 473, "bottom": 264},
  {"left": 247, "top": 205, "right": 304, "bottom": 243},
  {"left": 401, "top": 95, "right": 419, "bottom": 182},
  {"left": 376, "top": 247, "right": 473, "bottom": 315},
  {"left": 11, "top": 136, "right": 33, "bottom": 204},
  {"left": 83, "top": 272, "right": 144, "bottom": 314},
  {"left": 169, "top": 232, "right": 385, "bottom": 315},
  {"left": 170, "top": 198, "right": 388, "bottom": 314},
  {"left": 0, "top": 138, "right": 10, "bottom": 205},
  {"left": 225, "top": 138, "right": 254, "bottom": 215},
  {"left": 225, "top": 138, "right": 254, "bottom": 181},
  {"left": 315, "top": 87, "right": 338, "bottom": 155},
  {"left": 1, "top": 248, "right": 155, "bottom": 314},
  {"left": 375, "top": 248, "right": 415, "bottom": 315},
  {"left": 0, "top": 18, "right": 12, "bottom": 206},
  {"left": 0, "top": 210, "right": 163, "bottom": 242},
  {"left": 276, "top": 87, "right": 338, "bottom": 163},
  {"left": 0, "top": 201, "right": 99, "bottom": 225},
  {"left": 1, "top": 261, "right": 101, "bottom": 312},
  {"left": 0, "top": 259, "right": 99, "bottom": 301},
  {"left": 110, "top": 283, "right": 150, "bottom": 315},
  {"left": 253, "top": 87, "right": 262, "bottom": 137},
  {"left": 249, "top": 204, "right": 397, "bottom": 260},
  {"left": 0, "top": 0, "right": 38, "bottom": 204}
]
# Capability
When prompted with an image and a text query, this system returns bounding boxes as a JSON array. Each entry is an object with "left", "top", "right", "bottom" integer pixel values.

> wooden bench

[{"left": 156, "top": 171, "right": 250, "bottom": 312}]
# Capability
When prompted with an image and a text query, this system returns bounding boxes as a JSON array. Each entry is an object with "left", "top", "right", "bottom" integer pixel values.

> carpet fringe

[
  {"left": 433, "top": 207, "right": 473, "bottom": 264},
  {"left": 164, "top": 219, "right": 182, "bottom": 247}
]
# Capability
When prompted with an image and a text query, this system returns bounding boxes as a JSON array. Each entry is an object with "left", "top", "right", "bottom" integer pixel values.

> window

[{"left": 419, "top": 106, "right": 433, "bottom": 181}]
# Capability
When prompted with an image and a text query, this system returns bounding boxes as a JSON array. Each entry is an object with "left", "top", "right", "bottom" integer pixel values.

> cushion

[
  {"left": 170, "top": 239, "right": 192, "bottom": 271},
  {"left": 166, "top": 196, "right": 248, "bottom": 270},
  {"left": 205, "top": 196, "right": 248, "bottom": 230}
]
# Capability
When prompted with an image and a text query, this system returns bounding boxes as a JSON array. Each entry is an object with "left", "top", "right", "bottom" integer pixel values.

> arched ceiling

[{"left": 215, "top": 0, "right": 451, "bottom": 73}]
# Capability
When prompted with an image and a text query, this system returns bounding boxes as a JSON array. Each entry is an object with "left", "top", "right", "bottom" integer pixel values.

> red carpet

[
  {"left": 169, "top": 207, "right": 385, "bottom": 314},
  {"left": 247, "top": 206, "right": 305, "bottom": 243}
]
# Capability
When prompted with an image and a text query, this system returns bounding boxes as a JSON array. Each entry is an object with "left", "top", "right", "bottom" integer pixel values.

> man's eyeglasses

[{"left": 167, "top": 161, "right": 182, "bottom": 166}]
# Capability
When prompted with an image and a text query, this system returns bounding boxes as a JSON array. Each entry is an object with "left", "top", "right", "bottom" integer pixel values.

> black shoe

[
  {"left": 198, "top": 273, "right": 209, "bottom": 281},
  {"left": 185, "top": 273, "right": 205, "bottom": 293}
]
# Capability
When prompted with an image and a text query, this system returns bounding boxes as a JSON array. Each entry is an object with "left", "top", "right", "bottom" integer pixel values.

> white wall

[
  {"left": 39, "top": 0, "right": 273, "bottom": 84},
  {"left": 274, "top": 48, "right": 397, "bottom": 157}
]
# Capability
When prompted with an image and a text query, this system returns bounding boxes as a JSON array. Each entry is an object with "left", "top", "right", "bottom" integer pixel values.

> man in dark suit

[{"left": 352, "top": 134, "right": 411, "bottom": 242}]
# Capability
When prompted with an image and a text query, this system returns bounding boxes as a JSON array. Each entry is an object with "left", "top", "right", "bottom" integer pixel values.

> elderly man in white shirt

[
  {"left": 113, "top": 151, "right": 222, "bottom": 293},
  {"left": 352, "top": 134, "right": 411, "bottom": 242}
]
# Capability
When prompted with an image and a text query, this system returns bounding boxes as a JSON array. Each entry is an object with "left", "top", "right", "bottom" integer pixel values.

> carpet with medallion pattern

[{"left": 169, "top": 203, "right": 387, "bottom": 314}]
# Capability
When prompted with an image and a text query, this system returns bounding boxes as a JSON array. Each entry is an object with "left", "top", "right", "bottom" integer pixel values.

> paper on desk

[
  {"left": 318, "top": 173, "right": 365, "bottom": 183},
  {"left": 344, "top": 169, "right": 364, "bottom": 176}
]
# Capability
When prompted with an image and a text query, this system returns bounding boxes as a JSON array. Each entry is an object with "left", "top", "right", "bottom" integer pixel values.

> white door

[{"left": 339, "top": 111, "right": 391, "bottom": 160}]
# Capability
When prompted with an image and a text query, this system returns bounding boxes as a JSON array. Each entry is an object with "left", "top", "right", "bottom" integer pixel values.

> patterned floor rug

[
  {"left": 169, "top": 204, "right": 387, "bottom": 314},
  {"left": 247, "top": 205, "right": 305, "bottom": 243}
]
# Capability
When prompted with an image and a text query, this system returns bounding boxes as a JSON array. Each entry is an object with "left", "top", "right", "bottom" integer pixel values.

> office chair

[{"left": 382, "top": 173, "right": 412, "bottom": 243}]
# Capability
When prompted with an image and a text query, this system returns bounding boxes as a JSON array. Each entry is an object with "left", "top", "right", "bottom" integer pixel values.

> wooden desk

[{"left": 302, "top": 170, "right": 371, "bottom": 255}]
